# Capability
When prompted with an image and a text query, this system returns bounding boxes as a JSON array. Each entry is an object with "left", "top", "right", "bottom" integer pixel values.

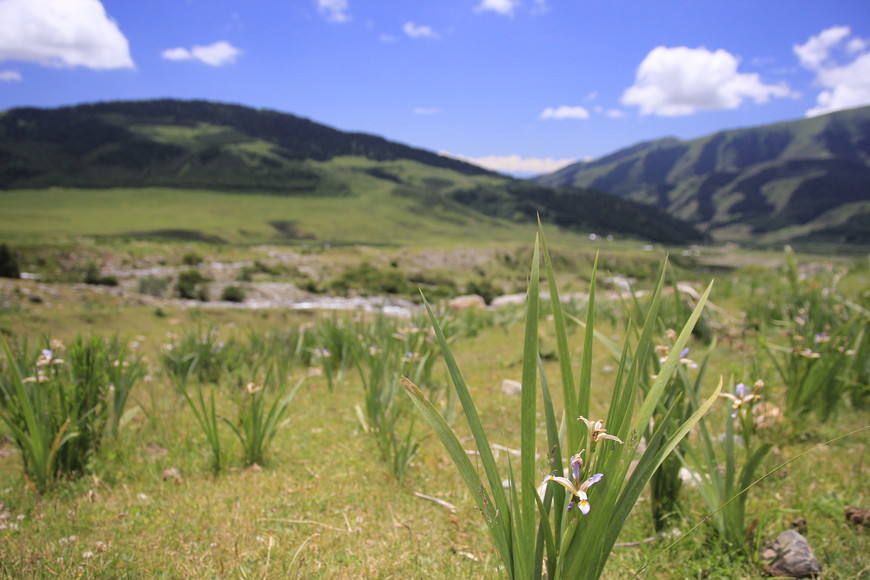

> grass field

[{"left": 0, "top": 189, "right": 868, "bottom": 578}]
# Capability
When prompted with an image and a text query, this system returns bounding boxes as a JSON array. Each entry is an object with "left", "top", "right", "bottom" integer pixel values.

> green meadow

[{"left": 0, "top": 187, "right": 867, "bottom": 578}]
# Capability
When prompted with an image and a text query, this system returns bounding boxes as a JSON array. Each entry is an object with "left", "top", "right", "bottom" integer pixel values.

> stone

[
  {"left": 161, "top": 467, "right": 183, "bottom": 483},
  {"left": 447, "top": 294, "right": 487, "bottom": 310},
  {"left": 760, "top": 529, "right": 821, "bottom": 578},
  {"left": 845, "top": 505, "right": 870, "bottom": 529},
  {"left": 500, "top": 379, "right": 522, "bottom": 396}
]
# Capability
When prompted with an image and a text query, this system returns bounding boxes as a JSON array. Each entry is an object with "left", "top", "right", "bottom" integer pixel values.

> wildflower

[
  {"left": 652, "top": 342, "right": 698, "bottom": 376},
  {"left": 244, "top": 382, "right": 263, "bottom": 395},
  {"left": 797, "top": 348, "right": 821, "bottom": 359},
  {"left": 720, "top": 383, "right": 759, "bottom": 417},
  {"left": 542, "top": 454, "right": 603, "bottom": 514},
  {"left": 578, "top": 416, "right": 624, "bottom": 445},
  {"left": 36, "top": 349, "right": 52, "bottom": 366},
  {"left": 678, "top": 347, "right": 699, "bottom": 369},
  {"left": 35, "top": 349, "right": 64, "bottom": 366}
]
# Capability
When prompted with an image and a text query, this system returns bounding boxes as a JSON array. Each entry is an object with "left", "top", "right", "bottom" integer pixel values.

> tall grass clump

[
  {"left": 179, "top": 381, "right": 224, "bottom": 475},
  {"left": 353, "top": 315, "right": 443, "bottom": 481},
  {"left": 756, "top": 248, "right": 869, "bottom": 421},
  {"left": 162, "top": 326, "right": 240, "bottom": 387},
  {"left": 0, "top": 336, "right": 143, "bottom": 492},
  {"left": 314, "top": 316, "right": 361, "bottom": 390},
  {"left": 403, "top": 224, "right": 721, "bottom": 579},
  {"left": 223, "top": 372, "right": 302, "bottom": 467},
  {"left": 679, "top": 379, "right": 773, "bottom": 556}
]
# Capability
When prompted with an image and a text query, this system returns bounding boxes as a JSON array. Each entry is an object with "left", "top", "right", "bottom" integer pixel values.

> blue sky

[{"left": 1, "top": 1, "right": 869, "bottom": 175}]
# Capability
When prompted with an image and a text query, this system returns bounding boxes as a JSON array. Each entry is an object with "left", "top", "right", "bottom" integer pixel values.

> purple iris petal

[
  {"left": 571, "top": 457, "right": 581, "bottom": 481},
  {"left": 680, "top": 347, "right": 690, "bottom": 357},
  {"left": 735, "top": 383, "right": 749, "bottom": 398},
  {"left": 566, "top": 501, "right": 574, "bottom": 511}
]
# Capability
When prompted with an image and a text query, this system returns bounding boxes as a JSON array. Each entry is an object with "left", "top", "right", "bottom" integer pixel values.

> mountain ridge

[
  {"left": 534, "top": 106, "right": 870, "bottom": 245},
  {"left": 0, "top": 98, "right": 704, "bottom": 245}
]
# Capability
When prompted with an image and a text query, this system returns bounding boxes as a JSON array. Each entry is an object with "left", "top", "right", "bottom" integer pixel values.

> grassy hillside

[
  {"left": 0, "top": 99, "right": 704, "bottom": 246},
  {"left": 534, "top": 106, "right": 870, "bottom": 246}
]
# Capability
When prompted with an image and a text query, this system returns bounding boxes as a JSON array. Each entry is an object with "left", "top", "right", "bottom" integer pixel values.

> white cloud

[
  {"left": 413, "top": 107, "right": 440, "bottom": 115},
  {"left": 0, "top": 70, "right": 22, "bottom": 82},
  {"left": 540, "top": 105, "right": 590, "bottom": 120},
  {"left": 317, "top": 0, "right": 350, "bottom": 23},
  {"left": 475, "top": 0, "right": 518, "bottom": 16},
  {"left": 595, "top": 106, "right": 625, "bottom": 119},
  {"left": 161, "top": 41, "right": 240, "bottom": 67},
  {"left": 794, "top": 26, "right": 870, "bottom": 117},
  {"left": 793, "top": 26, "right": 850, "bottom": 70},
  {"left": 403, "top": 22, "right": 437, "bottom": 39},
  {"left": 379, "top": 34, "right": 397, "bottom": 43},
  {"left": 621, "top": 46, "right": 794, "bottom": 116},
  {"left": 441, "top": 151, "right": 576, "bottom": 176},
  {"left": 0, "top": 0, "right": 133, "bottom": 70}
]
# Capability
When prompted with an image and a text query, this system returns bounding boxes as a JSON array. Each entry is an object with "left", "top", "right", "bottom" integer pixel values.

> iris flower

[
  {"left": 542, "top": 453, "right": 604, "bottom": 514},
  {"left": 720, "top": 383, "right": 759, "bottom": 417},
  {"left": 578, "top": 416, "right": 624, "bottom": 445}
]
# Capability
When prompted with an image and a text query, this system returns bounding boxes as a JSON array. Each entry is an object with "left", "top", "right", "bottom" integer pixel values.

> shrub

[
  {"left": 137, "top": 274, "right": 172, "bottom": 297},
  {"left": 328, "top": 263, "right": 411, "bottom": 296},
  {"left": 83, "top": 262, "right": 119, "bottom": 286},
  {"left": 176, "top": 269, "right": 209, "bottom": 301},
  {"left": 181, "top": 251, "right": 203, "bottom": 266},
  {"left": 465, "top": 278, "right": 500, "bottom": 304},
  {"left": 221, "top": 285, "right": 246, "bottom": 303},
  {"left": 0, "top": 243, "right": 20, "bottom": 279}
]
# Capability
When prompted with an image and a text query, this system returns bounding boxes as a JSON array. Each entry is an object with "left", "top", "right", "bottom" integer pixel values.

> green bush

[
  {"left": 327, "top": 263, "right": 411, "bottom": 296},
  {"left": 0, "top": 243, "right": 20, "bottom": 279},
  {"left": 465, "top": 278, "right": 500, "bottom": 305},
  {"left": 181, "top": 252, "right": 203, "bottom": 266},
  {"left": 176, "top": 269, "right": 209, "bottom": 301},
  {"left": 221, "top": 285, "right": 246, "bottom": 303},
  {"left": 137, "top": 274, "right": 172, "bottom": 297},
  {"left": 83, "top": 262, "right": 119, "bottom": 286}
]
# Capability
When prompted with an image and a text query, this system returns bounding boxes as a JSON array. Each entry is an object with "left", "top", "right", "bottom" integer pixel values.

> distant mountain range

[
  {"left": 0, "top": 99, "right": 703, "bottom": 245},
  {"left": 534, "top": 106, "right": 870, "bottom": 245}
]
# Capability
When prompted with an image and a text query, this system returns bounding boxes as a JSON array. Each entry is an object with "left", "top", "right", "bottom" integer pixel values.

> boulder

[
  {"left": 760, "top": 529, "right": 821, "bottom": 578},
  {"left": 448, "top": 294, "right": 487, "bottom": 310}
]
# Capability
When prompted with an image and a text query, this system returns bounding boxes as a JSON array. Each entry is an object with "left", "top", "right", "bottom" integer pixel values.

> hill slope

[
  {"left": 0, "top": 99, "right": 703, "bottom": 245},
  {"left": 534, "top": 106, "right": 870, "bottom": 245}
]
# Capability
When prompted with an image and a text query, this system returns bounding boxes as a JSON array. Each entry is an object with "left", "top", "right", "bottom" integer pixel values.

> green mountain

[
  {"left": 534, "top": 106, "right": 870, "bottom": 245},
  {"left": 0, "top": 99, "right": 703, "bottom": 245}
]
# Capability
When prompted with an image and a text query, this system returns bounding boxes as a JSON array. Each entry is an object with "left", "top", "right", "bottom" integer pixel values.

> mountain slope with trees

[
  {"left": 534, "top": 106, "right": 870, "bottom": 245},
  {"left": 0, "top": 99, "right": 704, "bottom": 245}
]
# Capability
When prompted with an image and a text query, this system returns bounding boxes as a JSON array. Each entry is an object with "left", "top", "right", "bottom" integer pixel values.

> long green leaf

[
  {"left": 401, "top": 377, "right": 511, "bottom": 571},
  {"left": 516, "top": 233, "right": 541, "bottom": 578},
  {"left": 538, "top": 222, "right": 580, "bottom": 451}
]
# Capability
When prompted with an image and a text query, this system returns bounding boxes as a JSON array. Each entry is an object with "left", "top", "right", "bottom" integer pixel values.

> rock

[
  {"left": 501, "top": 379, "right": 522, "bottom": 396},
  {"left": 845, "top": 505, "right": 870, "bottom": 529},
  {"left": 490, "top": 293, "right": 526, "bottom": 308},
  {"left": 760, "top": 529, "right": 821, "bottom": 578},
  {"left": 161, "top": 467, "right": 183, "bottom": 483},
  {"left": 447, "top": 294, "right": 487, "bottom": 310}
]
